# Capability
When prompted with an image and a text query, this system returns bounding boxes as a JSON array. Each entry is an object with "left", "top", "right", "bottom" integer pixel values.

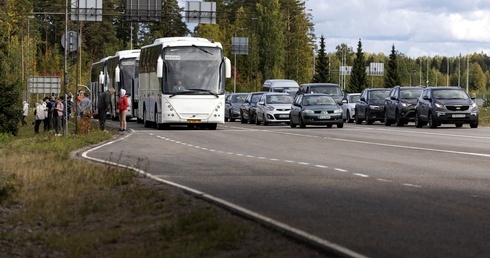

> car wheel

[
  {"left": 255, "top": 114, "right": 260, "bottom": 125},
  {"left": 395, "top": 111, "right": 404, "bottom": 126},
  {"left": 346, "top": 110, "right": 354, "bottom": 123},
  {"left": 366, "top": 110, "right": 374, "bottom": 125},
  {"left": 455, "top": 123, "right": 463, "bottom": 128},
  {"left": 262, "top": 114, "right": 268, "bottom": 126},
  {"left": 355, "top": 111, "right": 362, "bottom": 124},
  {"left": 428, "top": 112, "right": 437, "bottom": 128},
  {"left": 229, "top": 111, "right": 235, "bottom": 122},
  {"left": 248, "top": 112, "right": 255, "bottom": 124},
  {"left": 414, "top": 112, "right": 425, "bottom": 128},
  {"left": 299, "top": 116, "right": 306, "bottom": 128},
  {"left": 290, "top": 117, "right": 296, "bottom": 128},
  {"left": 337, "top": 122, "right": 344, "bottom": 128},
  {"left": 384, "top": 111, "right": 392, "bottom": 126},
  {"left": 240, "top": 111, "right": 247, "bottom": 123},
  {"left": 470, "top": 121, "right": 478, "bottom": 128}
]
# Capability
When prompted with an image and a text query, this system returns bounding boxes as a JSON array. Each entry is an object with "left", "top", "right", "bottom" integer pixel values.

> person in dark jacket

[{"left": 97, "top": 88, "right": 115, "bottom": 131}]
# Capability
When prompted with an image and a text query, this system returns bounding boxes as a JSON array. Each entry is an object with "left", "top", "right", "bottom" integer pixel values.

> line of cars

[{"left": 226, "top": 82, "right": 479, "bottom": 129}]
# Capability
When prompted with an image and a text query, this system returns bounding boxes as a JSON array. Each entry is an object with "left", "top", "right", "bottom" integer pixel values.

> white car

[
  {"left": 255, "top": 92, "right": 293, "bottom": 125},
  {"left": 341, "top": 93, "right": 360, "bottom": 123}
]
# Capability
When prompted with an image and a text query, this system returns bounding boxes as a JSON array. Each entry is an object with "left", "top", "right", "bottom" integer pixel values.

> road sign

[
  {"left": 29, "top": 76, "right": 61, "bottom": 94},
  {"left": 61, "top": 31, "right": 81, "bottom": 52}
]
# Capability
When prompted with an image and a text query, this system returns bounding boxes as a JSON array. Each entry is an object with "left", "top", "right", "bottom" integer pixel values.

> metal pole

[
  {"left": 234, "top": 52, "right": 236, "bottom": 93},
  {"left": 64, "top": 0, "right": 68, "bottom": 135},
  {"left": 466, "top": 48, "right": 469, "bottom": 93}
]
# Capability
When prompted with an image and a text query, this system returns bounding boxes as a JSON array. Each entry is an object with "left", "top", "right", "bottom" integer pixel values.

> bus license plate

[{"left": 187, "top": 119, "right": 201, "bottom": 123}]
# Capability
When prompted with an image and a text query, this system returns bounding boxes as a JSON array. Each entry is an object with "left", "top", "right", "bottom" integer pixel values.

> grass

[{"left": 0, "top": 117, "right": 324, "bottom": 258}]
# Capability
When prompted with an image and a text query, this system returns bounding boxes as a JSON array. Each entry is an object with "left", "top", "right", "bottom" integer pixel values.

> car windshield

[
  {"left": 432, "top": 89, "right": 469, "bottom": 100},
  {"left": 349, "top": 95, "right": 360, "bottom": 102},
  {"left": 310, "top": 86, "right": 342, "bottom": 95},
  {"left": 368, "top": 90, "right": 390, "bottom": 100},
  {"left": 400, "top": 89, "right": 422, "bottom": 99},
  {"left": 303, "top": 95, "right": 336, "bottom": 106},
  {"left": 251, "top": 94, "right": 263, "bottom": 103},
  {"left": 231, "top": 94, "right": 247, "bottom": 103},
  {"left": 266, "top": 95, "right": 293, "bottom": 104}
]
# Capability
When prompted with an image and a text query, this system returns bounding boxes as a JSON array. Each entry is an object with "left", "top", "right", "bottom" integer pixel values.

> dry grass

[{"left": 0, "top": 118, "right": 326, "bottom": 258}]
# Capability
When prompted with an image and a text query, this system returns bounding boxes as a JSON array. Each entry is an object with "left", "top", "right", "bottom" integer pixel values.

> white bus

[
  {"left": 138, "top": 37, "right": 231, "bottom": 130},
  {"left": 112, "top": 49, "right": 140, "bottom": 120}
]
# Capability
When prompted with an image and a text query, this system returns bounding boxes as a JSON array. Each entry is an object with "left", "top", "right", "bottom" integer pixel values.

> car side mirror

[
  {"left": 423, "top": 96, "right": 431, "bottom": 101},
  {"left": 258, "top": 101, "right": 264, "bottom": 105},
  {"left": 360, "top": 97, "right": 365, "bottom": 101},
  {"left": 390, "top": 96, "right": 397, "bottom": 100},
  {"left": 342, "top": 99, "right": 347, "bottom": 104}
]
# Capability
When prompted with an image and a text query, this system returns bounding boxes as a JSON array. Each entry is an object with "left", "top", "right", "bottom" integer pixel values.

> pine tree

[
  {"left": 0, "top": 37, "right": 21, "bottom": 136},
  {"left": 348, "top": 39, "right": 367, "bottom": 92},
  {"left": 257, "top": 0, "right": 285, "bottom": 79},
  {"left": 312, "top": 35, "right": 330, "bottom": 83},
  {"left": 384, "top": 44, "right": 401, "bottom": 88}
]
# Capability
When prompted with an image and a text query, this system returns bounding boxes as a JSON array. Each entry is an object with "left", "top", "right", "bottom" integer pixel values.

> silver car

[
  {"left": 255, "top": 93, "right": 293, "bottom": 125},
  {"left": 342, "top": 93, "right": 360, "bottom": 123}
]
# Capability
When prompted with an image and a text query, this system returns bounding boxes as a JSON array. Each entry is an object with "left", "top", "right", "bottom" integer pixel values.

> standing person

[
  {"left": 79, "top": 91, "right": 92, "bottom": 134},
  {"left": 97, "top": 87, "right": 115, "bottom": 131},
  {"left": 52, "top": 97, "right": 64, "bottom": 136},
  {"left": 22, "top": 101, "right": 29, "bottom": 126},
  {"left": 43, "top": 97, "right": 53, "bottom": 131},
  {"left": 118, "top": 89, "right": 129, "bottom": 131},
  {"left": 34, "top": 100, "right": 46, "bottom": 133},
  {"left": 79, "top": 91, "right": 92, "bottom": 118}
]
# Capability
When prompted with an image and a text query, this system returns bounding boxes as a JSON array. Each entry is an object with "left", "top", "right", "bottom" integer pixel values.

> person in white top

[{"left": 22, "top": 101, "right": 29, "bottom": 126}]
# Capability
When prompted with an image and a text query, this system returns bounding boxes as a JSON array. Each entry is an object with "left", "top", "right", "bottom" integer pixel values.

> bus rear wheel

[{"left": 207, "top": 123, "right": 217, "bottom": 130}]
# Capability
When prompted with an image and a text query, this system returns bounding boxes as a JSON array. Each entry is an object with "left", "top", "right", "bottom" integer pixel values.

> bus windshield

[{"left": 163, "top": 46, "right": 222, "bottom": 95}]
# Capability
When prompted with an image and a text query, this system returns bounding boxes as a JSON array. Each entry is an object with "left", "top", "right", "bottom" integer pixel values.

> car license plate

[
  {"left": 187, "top": 119, "right": 201, "bottom": 123},
  {"left": 452, "top": 114, "right": 465, "bottom": 118},
  {"left": 319, "top": 115, "right": 331, "bottom": 119},
  {"left": 279, "top": 115, "right": 289, "bottom": 118}
]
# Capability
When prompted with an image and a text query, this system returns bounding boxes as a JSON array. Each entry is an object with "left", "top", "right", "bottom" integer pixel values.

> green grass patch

[{"left": 0, "top": 117, "right": 320, "bottom": 257}]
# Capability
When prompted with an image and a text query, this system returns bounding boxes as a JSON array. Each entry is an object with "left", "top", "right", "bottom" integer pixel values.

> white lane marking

[
  {"left": 353, "top": 173, "right": 369, "bottom": 178},
  {"left": 156, "top": 135, "right": 426, "bottom": 188},
  {"left": 377, "top": 179, "right": 392, "bottom": 182},
  {"left": 374, "top": 127, "right": 490, "bottom": 140},
  {"left": 403, "top": 183, "right": 422, "bottom": 188},
  {"left": 81, "top": 133, "right": 367, "bottom": 258},
  {"left": 329, "top": 137, "right": 490, "bottom": 158},
  {"left": 262, "top": 128, "right": 490, "bottom": 158}
]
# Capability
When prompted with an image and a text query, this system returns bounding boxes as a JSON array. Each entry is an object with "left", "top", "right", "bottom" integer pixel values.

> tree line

[{"left": 1, "top": 0, "right": 489, "bottom": 135}]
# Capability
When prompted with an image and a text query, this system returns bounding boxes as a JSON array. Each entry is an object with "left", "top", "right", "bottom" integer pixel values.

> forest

[{"left": 1, "top": 0, "right": 490, "bottom": 100}]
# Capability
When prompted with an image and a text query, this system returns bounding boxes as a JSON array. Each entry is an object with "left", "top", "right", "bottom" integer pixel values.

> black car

[
  {"left": 240, "top": 92, "right": 264, "bottom": 124},
  {"left": 225, "top": 93, "right": 248, "bottom": 122},
  {"left": 355, "top": 88, "right": 391, "bottom": 124},
  {"left": 415, "top": 87, "right": 478, "bottom": 128},
  {"left": 384, "top": 86, "right": 424, "bottom": 126},
  {"left": 290, "top": 93, "right": 344, "bottom": 128},
  {"left": 297, "top": 83, "right": 344, "bottom": 104}
]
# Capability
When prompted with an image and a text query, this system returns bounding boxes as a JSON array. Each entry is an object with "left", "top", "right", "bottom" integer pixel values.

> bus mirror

[
  {"left": 157, "top": 57, "right": 163, "bottom": 78},
  {"left": 225, "top": 57, "right": 231, "bottom": 79},
  {"left": 115, "top": 65, "right": 120, "bottom": 83}
]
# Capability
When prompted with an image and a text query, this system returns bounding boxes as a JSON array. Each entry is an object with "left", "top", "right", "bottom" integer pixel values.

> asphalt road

[{"left": 85, "top": 120, "right": 490, "bottom": 258}]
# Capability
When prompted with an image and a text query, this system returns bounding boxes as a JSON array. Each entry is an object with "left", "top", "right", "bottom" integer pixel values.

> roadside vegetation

[{"left": 0, "top": 120, "right": 325, "bottom": 257}]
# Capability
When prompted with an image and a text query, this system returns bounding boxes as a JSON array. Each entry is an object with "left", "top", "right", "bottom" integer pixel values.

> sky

[{"left": 179, "top": 0, "right": 490, "bottom": 58}]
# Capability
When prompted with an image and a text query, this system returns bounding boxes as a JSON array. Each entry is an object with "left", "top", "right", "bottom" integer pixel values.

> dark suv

[
  {"left": 414, "top": 87, "right": 478, "bottom": 128},
  {"left": 355, "top": 88, "right": 391, "bottom": 124},
  {"left": 384, "top": 86, "right": 424, "bottom": 126},
  {"left": 297, "top": 83, "right": 344, "bottom": 104},
  {"left": 240, "top": 92, "right": 264, "bottom": 124}
]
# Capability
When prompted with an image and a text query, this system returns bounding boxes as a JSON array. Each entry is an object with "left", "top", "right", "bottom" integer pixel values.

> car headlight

[
  {"left": 401, "top": 102, "right": 411, "bottom": 107},
  {"left": 303, "top": 109, "right": 314, "bottom": 114},
  {"left": 333, "top": 108, "right": 342, "bottom": 114},
  {"left": 470, "top": 102, "right": 478, "bottom": 110},
  {"left": 266, "top": 106, "right": 275, "bottom": 111},
  {"left": 435, "top": 102, "right": 445, "bottom": 109}
]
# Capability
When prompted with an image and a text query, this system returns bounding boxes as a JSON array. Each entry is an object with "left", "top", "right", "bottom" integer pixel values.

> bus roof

[
  {"left": 144, "top": 37, "right": 223, "bottom": 49},
  {"left": 115, "top": 49, "right": 140, "bottom": 59}
]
